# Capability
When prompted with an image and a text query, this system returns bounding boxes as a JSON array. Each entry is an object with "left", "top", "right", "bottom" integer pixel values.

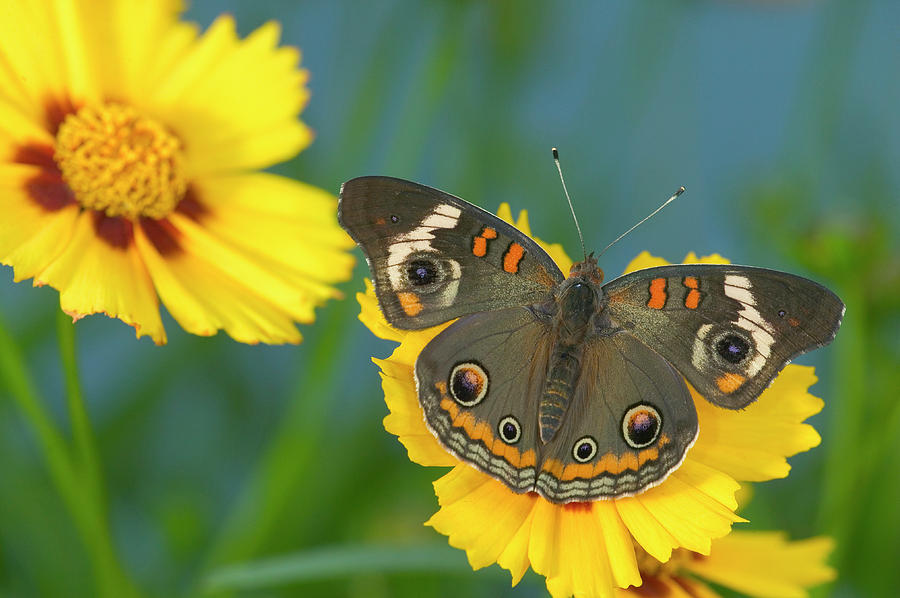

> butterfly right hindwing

[{"left": 536, "top": 332, "right": 698, "bottom": 502}]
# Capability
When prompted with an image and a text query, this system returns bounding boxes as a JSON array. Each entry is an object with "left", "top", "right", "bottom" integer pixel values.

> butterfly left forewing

[
  {"left": 339, "top": 176, "right": 564, "bottom": 329},
  {"left": 602, "top": 264, "right": 844, "bottom": 409}
]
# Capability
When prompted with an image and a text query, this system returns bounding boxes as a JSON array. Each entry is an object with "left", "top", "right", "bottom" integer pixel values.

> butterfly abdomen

[
  {"left": 539, "top": 344, "right": 582, "bottom": 443},
  {"left": 538, "top": 278, "right": 601, "bottom": 443}
]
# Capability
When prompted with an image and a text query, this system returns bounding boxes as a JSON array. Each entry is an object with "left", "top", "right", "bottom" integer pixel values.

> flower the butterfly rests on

[
  {"left": 619, "top": 530, "right": 835, "bottom": 598},
  {"left": 350, "top": 184, "right": 839, "bottom": 596},
  {"left": 0, "top": 1, "right": 354, "bottom": 344}
]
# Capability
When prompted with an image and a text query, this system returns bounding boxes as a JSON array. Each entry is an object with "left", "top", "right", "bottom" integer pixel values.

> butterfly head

[{"left": 568, "top": 253, "right": 604, "bottom": 285}]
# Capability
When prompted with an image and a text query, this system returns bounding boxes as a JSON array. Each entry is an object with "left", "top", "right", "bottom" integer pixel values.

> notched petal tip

[{"left": 61, "top": 306, "right": 168, "bottom": 345}]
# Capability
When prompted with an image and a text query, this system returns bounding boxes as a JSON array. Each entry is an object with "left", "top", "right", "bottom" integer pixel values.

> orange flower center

[{"left": 53, "top": 103, "right": 187, "bottom": 219}]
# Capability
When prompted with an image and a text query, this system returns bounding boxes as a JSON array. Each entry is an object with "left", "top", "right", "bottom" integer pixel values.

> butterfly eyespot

[
  {"left": 449, "top": 362, "right": 488, "bottom": 407},
  {"left": 406, "top": 259, "right": 438, "bottom": 286},
  {"left": 498, "top": 416, "right": 521, "bottom": 444},
  {"left": 715, "top": 333, "right": 751, "bottom": 365},
  {"left": 572, "top": 436, "right": 598, "bottom": 463},
  {"left": 622, "top": 404, "right": 661, "bottom": 449},
  {"left": 400, "top": 253, "right": 460, "bottom": 295},
  {"left": 778, "top": 309, "right": 786, "bottom": 318},
  {"left": 390, "top": 214, "right": 399, "bottom": 223}
]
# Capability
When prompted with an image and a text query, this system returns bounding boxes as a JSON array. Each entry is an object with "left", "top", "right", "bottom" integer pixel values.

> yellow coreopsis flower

[
  {"left": 619, "top": 532, "right": 835, "bottom": 598},
  {"left": 0, "top": 1, "right": 353, "bottom": 344},
  {"left": 357, "top": 204, "right": 826, "bottom": 597}
]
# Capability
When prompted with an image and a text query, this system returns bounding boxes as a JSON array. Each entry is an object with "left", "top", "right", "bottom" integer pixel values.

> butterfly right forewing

[{"left": 602, "top": 264, "right": 844, "bottom": 409}]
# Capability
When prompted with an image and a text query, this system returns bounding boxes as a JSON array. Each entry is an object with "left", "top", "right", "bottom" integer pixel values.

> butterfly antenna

[
  {"left": 596, "top": 186, "right": 685, "bottom": 258},
  {"left": 552, "top": 147, "right": 587, "bottom": 261}
]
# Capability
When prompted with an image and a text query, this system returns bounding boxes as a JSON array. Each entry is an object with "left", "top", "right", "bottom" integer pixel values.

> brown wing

[
  {"left": 535, "top": 332, "right": 698, "bottom": 502},
  {"left": 602, "top": 264, "right": 844, "bottom": 409},
  {"left": 339, "top": 177, "right": 564, "bottom": 329}
]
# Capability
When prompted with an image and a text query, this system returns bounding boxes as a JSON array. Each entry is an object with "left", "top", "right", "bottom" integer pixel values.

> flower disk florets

[{"left": 54, "top": 103, "right": 187, "bottom": 219}]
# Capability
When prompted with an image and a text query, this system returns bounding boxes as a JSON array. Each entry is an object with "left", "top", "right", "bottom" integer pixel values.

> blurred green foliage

[{"left": 1, "top": 1, "right": 898, "bottom": 597}]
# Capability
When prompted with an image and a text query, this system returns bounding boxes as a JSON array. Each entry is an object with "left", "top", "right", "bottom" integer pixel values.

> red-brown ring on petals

[
  {"left": 44, "top": 96, "right": 80, "bottom": 136},
  {"left": 140, "top": 217, "right": 183, "bottom": 256},
  {"left": 92, "top": 212, "right": 134, "bottom": 250},
  {"left": 562, "top": 501, "right": 592, "bottom": 513},
  {"left": 13, "top": 143, "right": 59, "bottom": 172},
  {"left": 24, "top": 172, "right": 76, "bottom": 212},
  {"left": 15, "top": 143, "right": 76, "bottom": 212},
  {"left": 175, "top": 186, "right": 208, "bottom": 222}
]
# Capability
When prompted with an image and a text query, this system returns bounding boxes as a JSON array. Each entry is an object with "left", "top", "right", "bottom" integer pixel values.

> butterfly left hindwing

[{"left": 415, "top": 307, "right": 553, "bottom": 494}]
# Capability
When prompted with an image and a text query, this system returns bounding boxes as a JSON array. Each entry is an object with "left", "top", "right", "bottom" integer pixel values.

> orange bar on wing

[
  {"left": 647, "top": 278, "right": 667, "bottom": 309},
  {"left": 472, "top": 227, "right": 497, "bottom": 257},
  {"left": 396, "top": 291, "right": 423, "bottom": 316},
  {"left": 503, "top": 242, "right": 525, "bottom": 273},
  {"left": 683, "top": 276, "right": 701, "bottom": 309},
  {"left": 716, "top": 372, "right": 746, "bottom": 394}
]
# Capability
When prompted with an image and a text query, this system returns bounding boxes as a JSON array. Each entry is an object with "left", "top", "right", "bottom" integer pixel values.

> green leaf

[{"left": 203, "top": 544, "right": 480, "bottom": 592}]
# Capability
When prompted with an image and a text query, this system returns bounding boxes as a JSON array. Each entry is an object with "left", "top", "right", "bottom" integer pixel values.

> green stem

[
  {"left": 0, "top": 312, "right": 138, "bottom": 598},
  {"left": 56, "top": 310, "right": 105, "bottom": 508},
  {"left": 200, "top": 296, "right": 358, "bottom": 574}
]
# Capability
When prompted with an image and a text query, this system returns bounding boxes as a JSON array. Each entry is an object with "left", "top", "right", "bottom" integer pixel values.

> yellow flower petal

[
  {"left": 428, "top": 467, "right": 537, "bottom": 570},
  {"left": 36, "top": 212, "right": 165, "bottom": 344},
  {"left": 689, "top": 366, "right": 823, "bottom": 482},
  {"left": 595, "top": 502, "right": 643, "bottom": 588},
  {"left": 358, "top": 279, "right": 406, "bottom": 343},
  {"left": 153, "top": 18, "right": 312, "bottom": 176},
  {"left": 93, "top": 1, "right": 186, "bottom": 100},
  {"left": 378, "top": 355, "right": 456, "bottom": 467},
  {"left": 190, "top": 173, "right": 354, "bottom": 290},
  {"left": 623, "top": 250, "right": 731, "bottom": 275},
  {"left": 630, "top": 465, "right": 741, "bottom": 556},
  {"left": 682, "top": 532, "right": 836, "bottom": 598},
  {"left": 0, "top": 164, "right": 78, "bottom": 281},
  {"left": 623, "top": 250, "right": 672, "bottom": 273},
  {"left": 0, "top": 3, "right": 68, "bottom": 117},
  {"left": 0, "top": 105, "right": 53, "bottom": 150},
  {"left": 134, "top": 222, "right": 302, "bottom": 345}
]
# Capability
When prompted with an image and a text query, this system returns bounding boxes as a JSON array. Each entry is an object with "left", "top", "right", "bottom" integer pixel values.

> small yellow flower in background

[
  {"left": 357, "top": 204, "right": 827, "bottom": 597},
  {"left": 621, "top": 532, "right": 835, "bottom": 598},
  {"left": 0, "top": 1, "right": 354, "bottom": 344}
]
